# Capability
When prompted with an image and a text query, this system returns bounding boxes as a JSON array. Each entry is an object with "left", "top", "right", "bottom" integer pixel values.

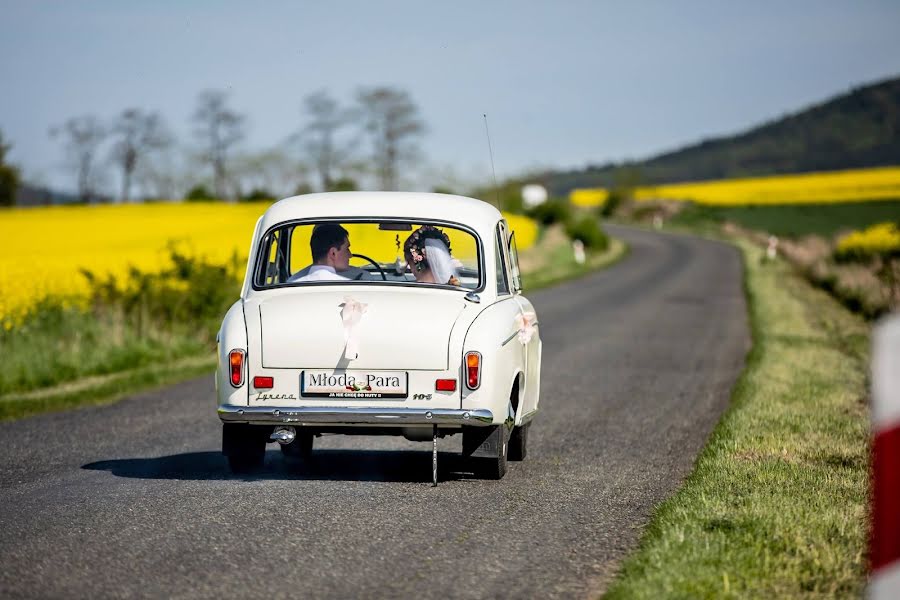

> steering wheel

[{"left": 350, "top": 253, "right": 387, "bottom": 281}]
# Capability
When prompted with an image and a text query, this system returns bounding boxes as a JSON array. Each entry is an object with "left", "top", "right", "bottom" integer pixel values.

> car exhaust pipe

[{"left": 270, "top": 426, "right": 296, "bottom": 445}]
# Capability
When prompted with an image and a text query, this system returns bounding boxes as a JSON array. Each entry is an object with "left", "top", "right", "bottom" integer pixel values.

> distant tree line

[
  {"left": 5, "top": 85, "right": 426, "bottom": 205},
  {"left": 538, "top": 75, "right": 900, "bottom": 196}
]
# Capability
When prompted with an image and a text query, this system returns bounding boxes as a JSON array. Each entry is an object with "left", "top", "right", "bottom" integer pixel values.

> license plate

[{"left": 301, "top": 370, "right": 408, "bottom": 399}]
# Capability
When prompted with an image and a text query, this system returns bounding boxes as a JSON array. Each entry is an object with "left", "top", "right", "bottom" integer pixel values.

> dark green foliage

[
  {"left": 542, "top": 76, "right": 900, "bottom": 195},
  {"left": 293, "top": 182, "right": 314, "bottom": 196},
  {"left": 565, "top": 215, "right": 608, "bottom": 249},
  {"left": 184, "top": 184, "right": 215, "bottom": 202},
  {"left": 526, "top": 199, "right": 571, "bottom": 226},
  {"left": 669, "top": 200, "right": 900, "bottom": 238},
  {"left": 329, "top": 177, "right": 358, "bottom": 192},
  {"left": 0, "top": 130, "right": 21, "bottom": 207},
  {"left": 600, "top": 188, "right": 628, "bottom": 217},
  {"left": 241, "top": 188, "right": 275, "bottom": 202}
]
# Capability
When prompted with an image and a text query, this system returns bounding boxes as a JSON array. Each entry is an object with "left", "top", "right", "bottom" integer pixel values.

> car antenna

[{"left": 483, "top": 113, "right": 500, "bottom": 206}]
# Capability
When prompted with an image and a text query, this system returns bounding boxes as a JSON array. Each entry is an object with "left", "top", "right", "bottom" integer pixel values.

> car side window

[
  {"left": 259, "top": 228, "right": 289, "bottom": 286},
  {"left": 508, "top": 231, "right": 522, "bottom": 292},
  {"left": 495, "top": 227, "right": 510, "bottom": 295}
]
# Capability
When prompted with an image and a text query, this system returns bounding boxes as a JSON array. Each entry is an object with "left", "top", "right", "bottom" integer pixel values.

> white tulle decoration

[
  {"left": 340, "top": 296, "right": 368, "bottom": 359},
  {"left": 514, "top": 311, "right": 538, "bottom": 344}
]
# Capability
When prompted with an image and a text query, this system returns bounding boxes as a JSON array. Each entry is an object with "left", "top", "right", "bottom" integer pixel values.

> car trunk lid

[{"left": 258, "top": 287, "right": 468, "bottom": 370}]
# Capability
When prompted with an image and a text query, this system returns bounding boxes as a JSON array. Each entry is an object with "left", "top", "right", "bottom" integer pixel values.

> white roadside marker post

[
  {"left": 572, "top": 239, "right": 586, "bottom": 265},
  {"left": 870, "top": 314, "right": 900, "bottom": 599}
]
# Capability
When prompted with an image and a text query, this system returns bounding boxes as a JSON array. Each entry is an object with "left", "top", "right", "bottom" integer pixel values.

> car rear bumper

[{"left": 217, "top": 405, "right": 495, "bottom": 427}]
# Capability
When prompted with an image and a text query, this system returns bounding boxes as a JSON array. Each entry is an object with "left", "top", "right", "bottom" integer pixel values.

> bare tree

[
  {"left": 0, "top": 129, "right": 21, "bottom": 207},
  {"left": 192, "top": 90, "right": 245, "bottom": 200},
  {"left": 233, "top": 147, "right": 309, "bottom": 200},
  {"left": 295, "top": 90, "right": 356, "bottom": 191},
  {"left": 49, "top": 116, "right": 107, "bottom": 203},
  {"left": 356, "top": 87, "right": 425, "bottom": 190},
  {"left": 109, "top": 109, "right": 171, "bottom": 203}
]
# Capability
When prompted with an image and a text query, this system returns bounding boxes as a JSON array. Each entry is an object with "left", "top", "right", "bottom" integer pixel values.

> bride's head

[{"left": 404, "top": 226, "right": 459, "bottom": 285}]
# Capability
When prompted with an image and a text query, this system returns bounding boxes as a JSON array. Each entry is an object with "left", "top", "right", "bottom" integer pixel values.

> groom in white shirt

[{"left": 288, "top": 223, "right": 352, "bottom": 282}]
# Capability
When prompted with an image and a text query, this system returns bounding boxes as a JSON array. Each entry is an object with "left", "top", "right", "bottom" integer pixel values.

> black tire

[
  {"left": 280, "top": 432, "right": 314, "bottom": 460},
  {"left": 508, "top": 423, "right": 528, "bottom": 461},
  {"left": 472, "top": 432, "right": 508, "bottom": 480},
  {"left": 223, "top": 423, "right": 267, "bottom": 474}
]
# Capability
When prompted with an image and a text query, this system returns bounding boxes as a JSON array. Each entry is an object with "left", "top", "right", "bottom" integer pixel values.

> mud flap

[{"left": 462, "top": 425, "right": 509, "bottom": 458}]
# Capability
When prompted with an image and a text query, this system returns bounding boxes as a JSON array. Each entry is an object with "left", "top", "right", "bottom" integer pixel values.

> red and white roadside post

[{"left": 871, "top": 314, "right": 900, "bottom": 598}]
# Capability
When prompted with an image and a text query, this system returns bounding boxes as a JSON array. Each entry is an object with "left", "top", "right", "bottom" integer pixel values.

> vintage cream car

[{"left": 216, "top": 192, "right": 541, "bottom": 482}]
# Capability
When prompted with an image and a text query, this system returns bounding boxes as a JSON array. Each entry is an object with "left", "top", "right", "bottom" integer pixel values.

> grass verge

[
  {"left": 604, "top": 237, "right": 870, "bottom": 598},
  {"left": 0, "top": 355, "right": 215, "bottom": 422}
]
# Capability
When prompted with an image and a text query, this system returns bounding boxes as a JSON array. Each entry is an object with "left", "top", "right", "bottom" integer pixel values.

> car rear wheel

[
  {"left": 223, "top": 423, "right": 267, "bottom": 474},
  {"left": 280, "top": 432, "right": 314, "bottom": 459},
  {"left": 473, "top": 443, "right": 508, "bottom": 479},
  {"left": 508, "top": 423, "right": 529, "bottom": 461},
  {"left": 464, "top": 425, "right": 509, "bottom": 480}
]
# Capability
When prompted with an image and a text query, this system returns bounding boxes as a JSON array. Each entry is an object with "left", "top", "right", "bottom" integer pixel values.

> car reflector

[
  {"left": 465, "top": 352, "right": 481, "bottom": 390},
  {"left": 253, "top": 376, "right": 274, "bottom": 389},
  {"left": 435, "top": 378, "right": 457, "bottom": 392},
  {"left": 229, "top": 349, "right": 245, "bottom": 387}
]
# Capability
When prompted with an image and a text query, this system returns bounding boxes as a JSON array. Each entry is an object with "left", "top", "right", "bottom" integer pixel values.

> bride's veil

[{"left": 424, "top": 238, "right": 459, "bottom": 285}]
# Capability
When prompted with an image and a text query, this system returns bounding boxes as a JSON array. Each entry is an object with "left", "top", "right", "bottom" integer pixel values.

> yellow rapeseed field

[
  {"left": 570, "top": 166, "right": 900, "bottom": 207},
  {"left": 0, "top": 201, "right": 537, "bottom": 325}
]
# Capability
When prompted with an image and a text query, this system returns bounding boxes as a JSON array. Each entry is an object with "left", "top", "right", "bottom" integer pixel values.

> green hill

[{"left": 541, "top": 75, "right": 900, "bottom": 195}]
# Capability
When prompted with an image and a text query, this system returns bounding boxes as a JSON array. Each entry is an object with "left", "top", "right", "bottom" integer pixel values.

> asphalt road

[{"left": 0, "top": 225, "right": 749, "bottom": 599}]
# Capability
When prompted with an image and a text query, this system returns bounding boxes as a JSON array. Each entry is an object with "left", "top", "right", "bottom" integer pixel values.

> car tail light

[
  {"left": 435, "top": 378, "right": 457, "bottom": 392},
  {"left": 229, "top": 349, "right": 245, "bottom": 387},
  {"left": 465, "top": 352, "right": 481, "bottom": 390},
  {"left": 253, "top": 376, "right": 274, "bottom": 389}
]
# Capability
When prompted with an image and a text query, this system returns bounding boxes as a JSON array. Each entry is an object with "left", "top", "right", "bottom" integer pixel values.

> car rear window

[{"left": 253, "top": 220, "right": 482, "bottom": 290}]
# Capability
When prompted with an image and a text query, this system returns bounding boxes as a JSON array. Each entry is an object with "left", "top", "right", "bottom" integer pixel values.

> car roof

[{"left": 259, "top": 192, "right": 504, "bottom": 233}]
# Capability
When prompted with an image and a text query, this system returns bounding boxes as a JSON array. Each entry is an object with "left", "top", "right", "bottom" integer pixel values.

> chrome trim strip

[
  {"left": 218, "top": 405, "right": 494, "bottom": 426},
  {"left": 501, "top": 331, "right": 518, "bottom": 347},
  {"left": 502, "top": 321, "right": 539, "bottom": 347}
]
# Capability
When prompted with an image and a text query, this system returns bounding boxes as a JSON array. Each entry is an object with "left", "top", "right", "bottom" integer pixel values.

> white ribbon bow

[
  {"left": 340, "top": 296, "right": 368, "bottom": 359},
  {"left": 514, "top": 311, "right": 537, "bottom": 344}
]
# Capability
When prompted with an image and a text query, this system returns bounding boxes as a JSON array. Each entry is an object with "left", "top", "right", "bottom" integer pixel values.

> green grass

[
  {"left": 0, "top": 300, "right": 208, "bottom": 396},
  {"left": 670, "top": 199, "right": 900, "bottom": 237},
  {"left": 0, "top": 355, "right": 215, "bottom": 421},
  {"left": 604, "top": 238, "right": 870, "bottom": 598}
]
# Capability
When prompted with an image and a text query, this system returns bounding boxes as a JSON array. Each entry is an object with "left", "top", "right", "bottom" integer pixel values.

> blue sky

[{"left": 2, "top": 1, "right": 899, "bottom": 194}]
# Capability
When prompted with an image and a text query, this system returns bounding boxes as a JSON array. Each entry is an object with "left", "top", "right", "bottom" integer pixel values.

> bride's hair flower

[{"left": 403, "top": 225, "right": 452, "bottom": 272}]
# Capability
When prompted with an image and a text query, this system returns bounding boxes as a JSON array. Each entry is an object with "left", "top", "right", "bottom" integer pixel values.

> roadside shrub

[
  {"left": 241, "top": 188, "right": 275, "bottom": 203},
  {"left": 599, "top": 187, "right": 627, "bottom": 217},
  {"left": 527, "top": 199, "right": 571, "bottom": 226},
  {"left": 565, "top": 215, "right": 608, "bottom": 250},
  {"left": 834, "top": 222, "right": 900, "bottom": 262},
  {"left": 81, "top": 246, "right": 242, "bottom": 341},
  {"left": 184, "top": 184, "right": 215, "bottom": 202}
]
